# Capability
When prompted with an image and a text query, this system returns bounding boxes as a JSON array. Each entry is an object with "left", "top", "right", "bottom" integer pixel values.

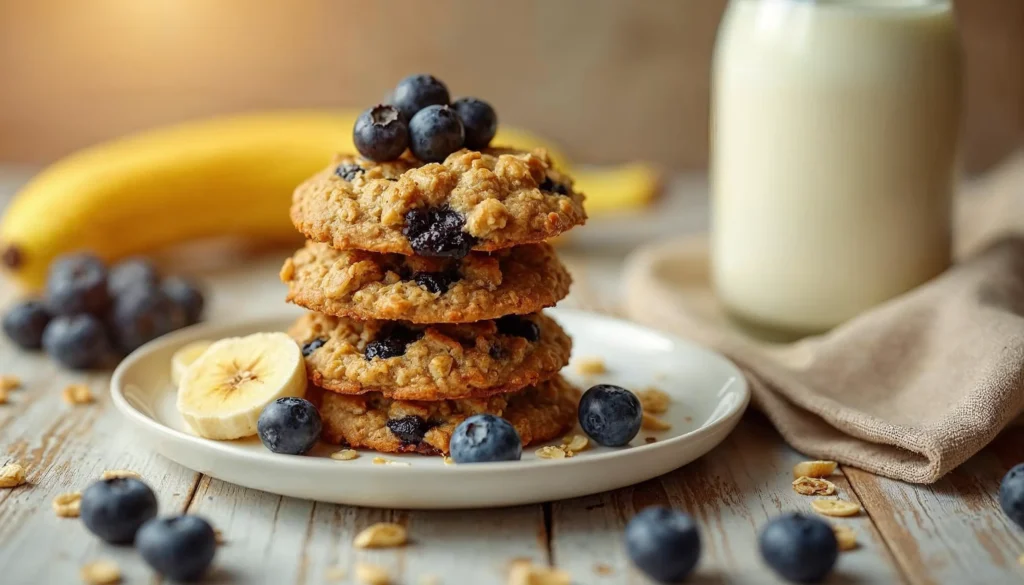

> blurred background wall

[{"left": 0, "top": 0, "right": 1020, "bottom": 173}]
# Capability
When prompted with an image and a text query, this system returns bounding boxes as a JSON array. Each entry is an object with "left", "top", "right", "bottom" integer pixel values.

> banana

[
  {"left": 177, "top": 332, "right": 307, "bottom": 440},
  {"left": 170, "top": 339, "right": 213, "bottom": 386}
]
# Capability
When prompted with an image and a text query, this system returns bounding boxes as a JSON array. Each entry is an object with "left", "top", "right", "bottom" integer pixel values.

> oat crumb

[
  {"left": 214, "top": 528, "right": 226, "bottom": 545},
  {"left": 0, "top": 375, "right": 21, "bottom": 391},
  {"left": 331, "top": 449, "right": 359, "bottom": 461},
  {"left": 792, "top": 476, "right": 837, "bottom": 496},
  {"left": 635, "top": 387, "right": 671, "bottom": 414},
  {"left": 372, "top": 456, "right": 410, "bottom": 467},
  {"left": 575, "top": 356, "right": 607, "bottom": 376},
  {"left": 53, "top": 491, "right": 82, "bottom": 517},
  {"left": 594, "top": 563, "right": 614, "bottom": 575},
  {"left": 355, "top": 563, "right": 391, "bottom": 585},
  {"left": 443, "top": 456, "right": 455, "bottom": 466},
  {"left": 62, "top": 384, "right": 95, "bottom": 405},
  {"left": 535, "top": 445, "right": 567, "bottom": 460},
  {"left": 0, "top": 462, "right": 27, "bottom": 488},
  {"left": 101, "top": 469, "right": 141, "bottom": 480},
  {"left": 812, "top": 499, "right": 861, "bottom": 517},
  {"left": 80, "top": 560, "right": 121, "bottom": 584},
  {"left": 508, "top": 560, "right": 571, "bottom": 585},
  {"left": 833, "top": 524, "right": 857, "bottom": 551},
  {"left": 792, "top": 460, "right": 837, "bottom": 479},
  {"left": 641, "top": 412, "right": 671, "bottom": 431},
  {"left": 354, "top": 522, "right": 407, "bottom": 549}
]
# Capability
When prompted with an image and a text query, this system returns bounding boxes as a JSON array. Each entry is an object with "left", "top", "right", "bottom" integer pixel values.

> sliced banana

[
  {"left": 170, "top": 340, "right": 214, "bottom": 386},
  {"left": 177, "top": 332, "right": 307, "bottom": 440}
]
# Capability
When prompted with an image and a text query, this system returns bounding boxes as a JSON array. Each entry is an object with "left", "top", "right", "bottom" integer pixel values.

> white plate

[{"left": 111, "top": 309, "right": 749, "bottom": 509}]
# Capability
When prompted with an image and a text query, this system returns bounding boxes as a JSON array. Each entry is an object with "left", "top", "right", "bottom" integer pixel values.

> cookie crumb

[
  {"left": 0, "top": 375, "right": 21, "bottom": 391},
  {"left": 0, "top": 462, "right": 27, "bottom": 488},
  {"left": 812, "top": 499, "right": 860, "bottom": 517},
  {"left": 644, "top": 437, "right": 657, "bottom": 444},
  {"left": 355, "top": 563, "right": 390, "bottom": 585},
  {"left": 62, "top": 384, "right": 95, "bottom": 405},
  {"left": 508, "top": 560, "right": 571, "bottom": 585},
  {"left": 53, "top": 491, "right": 82, "bottom": 517},
  {"left": 594, "top": 563, "right": 614, "bottom": 575},
  {"left": 279, "top": 257, "right": 296, "bottom": 281},
  {"left": 325, "top": 566, "right": 346, "bottom": 582},
  {"left": 331, "top": 449, "right": 359, "bottom": 461},
  {"left": 575, "top": 357, "right": 607, "bottom": 376},
  {"left": 792, "top": 477, "right": 837, "bottom": 496},
  {"left": 443, "top": 456, "right": 455, "bottom": 466},
  {"left": 833, "top": 525, "right": 857, "bottom": 551},
  {"left": 641, "top": 412, "right": 671, "bottom": 431},
  {"left": 354, "top": 522, "right": 407, "bottom": 549},
  {"left": 101, "top": 469, "right": 141, "bottom": 480},
  {"left": 635, "top": 387, "right": 671, "bottom": 414},
  {"left": 536, "top": 445, "right": 567, "bottom": 460},
  {"left": 80, "top": 560, "right": 121, "bottom": 585},
  {"left": 792, "top": 460, "right": 837, "bottom": 479},
  {"left": 372, "top": 457, "right": 410, "bottom": 467},
  {"left": 214, "top": 528, "right": 226, "bottom": 545}
]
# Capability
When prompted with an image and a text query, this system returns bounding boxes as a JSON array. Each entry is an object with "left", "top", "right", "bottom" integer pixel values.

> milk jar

[{"left": 711, "top": 0, "right": 962, "bottom": 334}]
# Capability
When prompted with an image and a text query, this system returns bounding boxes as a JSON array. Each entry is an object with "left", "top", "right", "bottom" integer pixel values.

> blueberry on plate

[
  {"left": 449, "top": 414, "right": 522, "bottom": 463},
  {"left": 578, "top": 384, "right": 643, "bottom": 447},
  {"left": 161, "top": 276, "right": 205, "bottom": 326},
  {"left": 108, "top": 286, "right": 187, "bottom": 354},
  {"left": 759, "top": 513, "right": 838, "bottom": 583},
  {"left": 408, "top": 105, "right": 465, "bottom": 163},
  {"left": 2, "top": 300, "right": 51, "bottom": 349},
  {"left": 45, "top": 253, "right": 110, "bottom": 316},
  {"left": 390, "top": 73, "right": 450, "bottom": 121},
  {"left": 107, "top": 257, "right": 160, "bottom": 297},
  {"left": 136, "top": 515, "right": 217, "bottom": 582},
  {"left": 625, "top": 507, "right": 701, "bottom": 583},
  {"left": 257, "top": 397, "right": 323, "bottom": 455},
  {"left": 1000, "top": 463, "right": 1024, "bottom": 528},
  {"left": 353, "top": 104, "right": 409, "bottom": 162},
  {"left": 80, "top": 477, "right": 158, "bottom": 544},
  {"left": 403, "top": 205, "right": 478, "bottom": 258},
  {"left": 452, "top": 97, "right": 498, "bottom": 150},
  {"left": 42, "top": 314, "right": 111, "bottom": 369}
]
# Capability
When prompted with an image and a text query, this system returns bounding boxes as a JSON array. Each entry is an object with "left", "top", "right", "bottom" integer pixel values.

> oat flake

[
  {"left": 833, "top": 525, "right": 857, "bottom": 551},
  {"left": 0, "top": 462, "right": 27, "bottom": 488},
  {"left": 812, "top": 499, "right": 861, "bottom": 517},
  {"left": 635, "top": 387, "right": 671, "bottom": 414},
  {"left": 80, "top": 560, "right": 121, "bottom": 585},
  {"left": 53, "top": 491, "right": 82, "bottom": 518},
  {"left": 536, "top": 446, "right": 567, "bottom": 460},
  {"left": 792, "top": 460, "right": 837, "bottom": 479},
  {"left": 354, "top": 522, "right": 407, "bottom": 549},
  {"left": 331, "top": 449, "right": 359, "bottom": 461},
  {"left": 792, "top": 476, "right": 836, "bottom": 496},
  {"left": 63, "top": 384, "right": 95, "bottom": 405},
  {"left": 101, "top": 470, "right": 141, "bottom": 480},
  {"left": 355, "top": 563, "right": 390, "bottom": 585},
  {"left": 575, "top": 357, "right": 607, "bottom": 376},
  {"left": 641, "top": 412, "right": 671, "bottom": 431}
]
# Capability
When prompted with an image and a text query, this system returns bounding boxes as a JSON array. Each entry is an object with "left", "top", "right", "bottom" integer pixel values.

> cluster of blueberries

[
  {"left": 2, "top": 254, "right": 204, "bottom": 369},
  {"left": 353, "top": 74, "right": 498, "bottom": 163}
]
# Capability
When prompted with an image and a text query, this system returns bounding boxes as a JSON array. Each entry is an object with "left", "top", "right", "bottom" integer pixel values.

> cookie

[
  {"left": 289, "top": 311, "right": 571, "bottom": 400},
  {"left": 281, "top": 241, "right": 571, "bottom": 324},
  {"left": 290, "top": 148, "right": 587, "bottom": 257},
  {"left": 313, "top": 375, "right": 580, "bottom": 455}
]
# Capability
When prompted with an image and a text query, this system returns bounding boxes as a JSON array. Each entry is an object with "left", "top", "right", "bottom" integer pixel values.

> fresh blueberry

[
  {"left": 387, "top": 415, "right": 433, "bottom": 445},
  {"left": 136, "top": 515, "right": 217, "bottom": 582},
  {"left": 1000, "top": 463, "right": 1024, "bottom": 528},
  {"left": 625, "top": 507, "right": 702, "bottom": 583},
  {"left": 335, "top": 163, "right": 365, "bottom": 182},
  {"left": 2, "top": 300, "right": 51, "bottom": 349},
  {"left": 45, "top": 253, "right": 110, "bottom": 316},
  {"left": 413, "top": 270, "right": 457, "bottom": 294},
  {"left": 257, "top": 397, "right": 323, "bottom": 455},
  {"left": 302, "top": 338, "right": 326, "bottom": 357},
  {"left": 161, "top": 276, "right": 205, "bottom": 326},
  {"left": 539, "top": 175, "right": 570, "bottom": 195},
  {"left": 403, "top": 206, "right": 478, "bottom": 258},
  {"left": 364, "top": 326, "right": 422, "bottom": 360},
  {"left": 408, "top": 105, "right": 465, "bottom": 163},
  {"left": 353, "top": 104, "right": 409, "bottom": 162},
  {"left": 390, "top": 73, "right": 450, "bottom": 121},
  {"left": 578, "top": 384, "right": 643, "bottom": 447},
  {"left": 107, "top": 257, "right": 160, "bottom": 298},
  {"left": 42, "top": 314, "right": 110, "bottom": 369},
  {"left": 759, "top": 513, "right": 838, "bottom": 583},
  {"left": 496, "top": 315, "right": 540, "bottom": 342},
  {"left": 108, "top": 286, "right": 186, "bottom": 354},
  {"left": 452, "top": 97, "right": 498, "bottom": 150},
  {"left": 449, "top": 414, "right": 522, "bottom": 463},
  {"left": 79, "top": 477, "right": 158, "bottom": 544}
]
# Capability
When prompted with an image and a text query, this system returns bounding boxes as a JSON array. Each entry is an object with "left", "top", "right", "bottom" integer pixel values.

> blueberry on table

[
  {"left": 108, "top": 286, "right": 186, "bottom": 354},
  {"left": 80, "top": 477, "right": 158, "bottom": 544},
  {"left": 45, "top": 253, "right": 110, "bottom": 316},
  {"left": 450, "top": 414, "right": 522, "bottom": 463},
  {"left": 390, "top": 73, "right": 451, "bottom": 121},
  {"left": 403, "top": 206, "right": 478, "bottom": 258},
  {"left": 353, "top": 104, "right": 410, "bottom": 162},
  {"left": 625, "top": 507, "right": 701, "bottom": 583},
  {"left": 107, "top": 257, "right": 160, "bottom": 297},
  {"left": 452, "top": 97, "right": 498, "bottom": 150},
  {"left": 42, "top": 314, "right": 111, "bottom": 369},
  {"left": 1000, "top": 463, "right": 1024, "bottom": 528},
  {"left": 2, "top": 300, "right": 51, "bottom": 349},
  {"left": 759, "top": 513, "right": 838, "bottom": 583},
  {"left": 161, "top": 276, "right": 205, "bottom": 326},
  {"left": 578, "top": 384, "right": 643, "bottom": 447},
  {"left": 136, "top": 515, "right": 217, "bottom": 582},
  {"left": 409, "top": 105, "right": 465, "bottom": 163},
  {"left": 257, "top": 397, "right": 323, "bottom": 455}
]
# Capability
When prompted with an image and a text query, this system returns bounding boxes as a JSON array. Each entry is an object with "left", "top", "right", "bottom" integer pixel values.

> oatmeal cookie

[
  {"left": 289, "top": 311, "right": 571, "bottom": 400},
  {"left": 313, "top": 376, "right": 580, "bottom": 455},
  {"left": 281, "top": 241, "right": 571, "bottom": 323},
  {"left": 290, "top": 148, "right": 587, "bottom": 257}
]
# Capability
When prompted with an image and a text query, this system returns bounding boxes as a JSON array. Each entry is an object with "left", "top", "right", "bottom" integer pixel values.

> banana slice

[
  {"left": 170, "top": 340, "right": 214, "bottom": 386},
  {"left": 177, "top": 332, "right": 307, "bottom": 440}
]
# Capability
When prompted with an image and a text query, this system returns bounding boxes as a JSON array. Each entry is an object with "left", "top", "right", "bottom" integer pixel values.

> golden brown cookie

[
  {"left": 290, "top": 148, "right": 587, "bottom": 257},
  {"left": 313, "top": 376, "right": 580, "bottom": 455},
  {"left": 289, "top": 311, "right": 571, "bottom": 401},
  {"left": 281, "top": 241, "right": 571, "bottom": 323}
]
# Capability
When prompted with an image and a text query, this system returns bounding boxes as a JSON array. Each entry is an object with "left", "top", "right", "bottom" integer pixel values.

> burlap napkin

[{"left": 622, "top": 152, "right": 1024, "bottom": 484}]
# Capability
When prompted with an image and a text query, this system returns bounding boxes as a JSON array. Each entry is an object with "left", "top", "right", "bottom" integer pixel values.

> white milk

[{"left": 711, "top": 0, "right": 962, "bottom": 334}]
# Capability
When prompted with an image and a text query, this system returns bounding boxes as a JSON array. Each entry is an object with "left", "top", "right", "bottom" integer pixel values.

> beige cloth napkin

[{"left": 623, "top": 152, "right": 1024, "bottom": 484}]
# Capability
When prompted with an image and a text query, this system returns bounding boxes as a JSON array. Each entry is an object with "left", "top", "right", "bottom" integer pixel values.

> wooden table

[{"left": 1, "top": 169, "right": 1022, "bottom": 585}]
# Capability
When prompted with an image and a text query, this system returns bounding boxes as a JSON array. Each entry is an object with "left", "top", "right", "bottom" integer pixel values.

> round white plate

[{"left": 111, "top": 309, "right": 749, "bottom": 509}]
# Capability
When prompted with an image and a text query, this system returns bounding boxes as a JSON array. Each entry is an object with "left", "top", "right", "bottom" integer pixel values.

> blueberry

[
  {"left": 496, "top": 315, "right": 540, "bottom": 342},
  {"left": 335, "top": 163, "right": 365, "bottom": 182},
  {"left": 107, "top": 257, "right": 160, "bottom": 298},
  {"left": 257, "top": 397, "right": 322, "bottom": 455},
  {"left": 390, "top": 74, "right": 450, "bottom": 121},
  {"left": 1000, "top": 463, "right": 1024, "bottom": 528},
  {"left": 364, "top": 326, "right": 422, "bottom": 360},
  {"left": 452, "top": 97, "right": 498, "bottom": 150},
  {"left": 42, "top": 314, "right": 110, "bottom": 369},
  {"left": 449, "top": 414, "right": 522, "bottom": 463},
  {"left": 45, "top": 253, "right": 110, "bottom": 316},
  {"left": 625, "top": 507, "right": 702, "bottom": 583},
  {"left": 759, "top": 513, "right": 838, "bottom": 583},
  {"left": 2, "top": 300, "right": 51, "bottom": 349},
  {"left": 413, "top": 270, "right": 457, "bottom": 294},
  {"left": 161, "top": 276, "right": 205, "bottom": 326},
  {"left": 136, "top": 515, "right": 217, "bottom": 582},
  {"left": 79, "top": 477, "right": 158, "bottom": 544},
  {"left": 578, "top": 384, "right": 643, "bottom": 447},
  {"left": 353, "top": 104, "right": 409, "bottom": 162},
  {"left": 409, "top": 105, "right": 465, "bottom": 163},
  {"left": 302, "top": 338, "right": 326, "bottom": 357},
  {"left": 386, "top": 415, "right": 433, "bottom": 445},
  {"left": 403, "top": 206, "right": 478, "bottom": 258},
  {"left": 539, "top": 175, "right": 570, "bottom": 195},
  {"left": 108, "top": 286, "right": 186, "bottom": 354}
]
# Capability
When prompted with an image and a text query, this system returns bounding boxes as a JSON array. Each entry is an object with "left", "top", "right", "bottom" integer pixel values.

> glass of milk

[{"left": 711, "top": 0, "right": 962, "bottom": 336}]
